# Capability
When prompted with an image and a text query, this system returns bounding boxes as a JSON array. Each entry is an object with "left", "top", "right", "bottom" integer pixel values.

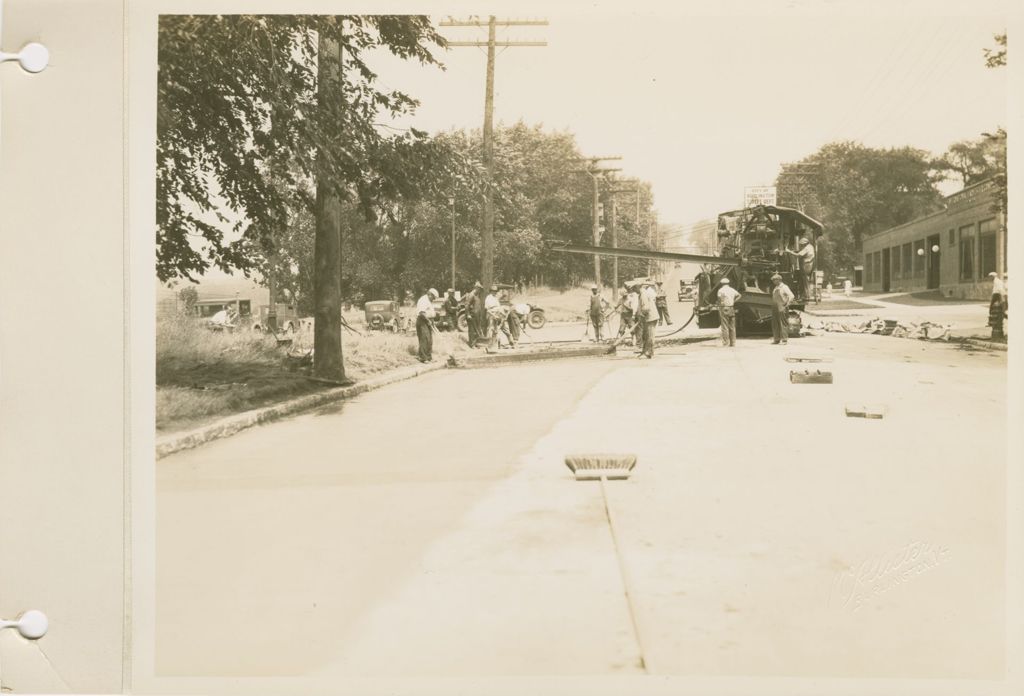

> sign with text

[{"left": 744, "top": 185, "right": 777, "bottom": 208}]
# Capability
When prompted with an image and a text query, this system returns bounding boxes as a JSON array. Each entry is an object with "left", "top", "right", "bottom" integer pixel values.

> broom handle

[{"left": 600, "top": 475, "right": 652, "bottom": 674}]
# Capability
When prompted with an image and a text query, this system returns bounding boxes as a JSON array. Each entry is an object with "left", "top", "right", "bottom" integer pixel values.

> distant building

[
  {"left": 861, "top": 179, "right": 1006, "bottom": 299},
  {"left": 157, "top": 273, "right": 270, "bottom": 317}
]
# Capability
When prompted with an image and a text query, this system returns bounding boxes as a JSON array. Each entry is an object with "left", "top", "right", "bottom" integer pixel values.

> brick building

[{"left": 862, "top": 179, "right": 1006, "bottom": 299}]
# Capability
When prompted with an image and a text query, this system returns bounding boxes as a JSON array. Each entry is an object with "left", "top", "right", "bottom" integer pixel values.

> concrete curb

[
  {"left": 156, "top": 361, "right": 447, "bottom": 459},
  {"left": 963, "top": 338, "right": 1008, "bottom": 352},
  {"left": 449, "top": 343, "right": 614, "bottom": 368}
]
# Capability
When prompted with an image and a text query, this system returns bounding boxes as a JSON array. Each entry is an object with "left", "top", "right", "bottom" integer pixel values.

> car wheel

[
  {"left": 527, "top": 309, "right": 546, "bottom": 329},
  {"left": 457, "top": 314, "right": 469, "bottom": 331}
]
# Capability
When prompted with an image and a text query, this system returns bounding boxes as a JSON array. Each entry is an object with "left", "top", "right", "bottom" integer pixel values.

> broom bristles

[{"left": 565, "top": 454, "right": 637, "bottom": 476}]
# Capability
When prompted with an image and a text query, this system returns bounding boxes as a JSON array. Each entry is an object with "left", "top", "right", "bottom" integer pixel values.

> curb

[
  {"left": 963, "top": 338, "right": 1008, "bottom": 352},
  {"left": 156, "top": 361, "right": 446, "bottom": 459},
  {"left": 449, "top": 343, "right": 614, "bottom": 368}
]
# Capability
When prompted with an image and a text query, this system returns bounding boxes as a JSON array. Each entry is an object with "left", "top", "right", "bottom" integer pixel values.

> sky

[{"left": 370, "top": 1, "right": 1008, "bottom": 237}]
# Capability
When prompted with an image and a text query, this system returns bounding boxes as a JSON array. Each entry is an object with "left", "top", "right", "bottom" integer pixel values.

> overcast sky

[{"left": 372, "top": 0, "right": 1007, "bottom": 233}]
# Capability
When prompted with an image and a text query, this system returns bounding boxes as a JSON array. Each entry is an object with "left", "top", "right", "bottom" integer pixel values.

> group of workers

[
  {"left": 588, "top": 279, "right": 672, "bottom": 358},
  {"left": 714, "top": 273, "right": 795, "bottom": 347},
  {"left": 416, "top": 282, "right": 528, "bottom": 362},
  {"left": 417, "top": 268, "right": 805, "bottom": 362}
]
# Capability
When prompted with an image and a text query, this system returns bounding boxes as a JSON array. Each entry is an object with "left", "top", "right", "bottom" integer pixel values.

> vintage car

[
  {"left": 677, "top": 280, "right": 696, "bottom": 301},
  {"left": 250, "top": 303, "right": 302, "bottom": 333},
  {"left": 364, "top": 300, "right": 407, "bottom": 332}
]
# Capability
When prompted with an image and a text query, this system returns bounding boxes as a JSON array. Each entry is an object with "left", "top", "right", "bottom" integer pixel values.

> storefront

[{"left": 862, "top": 180, "right": 1006, "bottom": 299}]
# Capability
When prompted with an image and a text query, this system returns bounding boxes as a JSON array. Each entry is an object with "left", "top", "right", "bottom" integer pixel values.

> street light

[
  {"left": 932, "top": 244, "right": 940, "bottom": 253},
  {"left": 449, "top": 196, "right": 456, "bottom": 290}
]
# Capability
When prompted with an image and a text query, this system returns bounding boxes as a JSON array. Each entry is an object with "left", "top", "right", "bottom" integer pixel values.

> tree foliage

[
  {"left": 984, "top": 32, "right": 1006, "bottom": 68},
  {"left": 156, "top": 15, "right": 454, "bottom": 282},
  {"left": 931, "top": 135, "right": 1006, "bottom": 187},
  {"left": 269, "top": 122, "right": 659, "bottom": 309},
  {"left": 776, "top": 143, "right": 943, "bottom": 275}
]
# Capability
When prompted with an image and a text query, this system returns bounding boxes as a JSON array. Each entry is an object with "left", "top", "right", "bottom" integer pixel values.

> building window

[
  {"left": 913, "top": 240, "right": 925, "bottom": 277},
  {"left": 959, "top": 224, "right": 974, "bottom": 281},
  {"left": 948, "top": 228, "right": 954, "bottom": 245},
  {"left": 901, "top": 242, "right": 912, "bottom": 276},
  {"left": 892, "top": 246, "right": 901, "bottom": 278},
  {"left": 979, "top": 218, "right": 997, "bottom": 276},
  {"left": 875, "top": 252, "right": 882, "bottom": 285}
]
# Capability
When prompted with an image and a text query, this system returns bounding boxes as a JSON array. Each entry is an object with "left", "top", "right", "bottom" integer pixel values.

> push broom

[{"left": 564, "top": 453, "right": 651, "bottom": 673}]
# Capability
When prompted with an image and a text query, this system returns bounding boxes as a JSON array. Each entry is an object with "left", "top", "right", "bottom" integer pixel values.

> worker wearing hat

[
  {"left": 770, "top": 273, "right": 795, "bottom": 345},
  {"left": 637, "top": 279, "right": 659, "bottom": 358},
  {"left": 654, "top": 280, "right": 673, "bottom": 326},
  {"left": 716, "top": 277, "right": 741, "bottom": 347},
  {"left": 785, "top": 236, "right": 816, "bottom": 300},
  {"left": 587, "top": 283, "right": 609, "bottom": 341},
  {"left": 415, "top": 288, "right": 439, "bottom": 362},
  {"left": 616, "top": 282, "right": 639, "bottom": 345},
  {"left": 443, "top": 288, "right": 459, "bottom": 332}
]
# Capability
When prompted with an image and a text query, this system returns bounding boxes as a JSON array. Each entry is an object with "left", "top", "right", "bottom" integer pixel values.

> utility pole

[
  {"left": 449, "top": 196, "right": 456, "bottom": 290},
  {"left": 606, "top": 178, "right": 640, "bottom": 300},
  {"left": 441, "top": 17, "right": 547, "bottom": 289},
  {"left": 572, "top": 156, "right": 621, "bottom": 289}
]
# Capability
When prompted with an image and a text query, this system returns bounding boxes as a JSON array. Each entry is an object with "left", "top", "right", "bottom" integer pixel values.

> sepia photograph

[
  {"left": 136, "top": 0, "right": 1016, "bottom": 693},
  {"left": 5, "top": 0, "right": 1023, "bottom": 694}
]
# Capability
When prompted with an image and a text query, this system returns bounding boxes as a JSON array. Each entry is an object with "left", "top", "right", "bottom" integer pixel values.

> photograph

[
  {"left": 149, "top": 3, "right": 1012, "bottom": 684},
  {"left": 0, "top": 0, "right": 1020, "bottom": 694}
]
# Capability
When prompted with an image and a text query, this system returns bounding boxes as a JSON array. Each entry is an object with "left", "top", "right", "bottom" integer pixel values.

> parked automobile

[
  {"left": 364, "top": 300, "right": 407, "bottom": 332},
  {"left": 678, "top": 280, "right": 696, "bottom": 301},
  {"left": 250, "top": 303, "right": 301, "bottom": 333},
  {"left": 496, "top": 283, "right": 546, "bottom": 329}
]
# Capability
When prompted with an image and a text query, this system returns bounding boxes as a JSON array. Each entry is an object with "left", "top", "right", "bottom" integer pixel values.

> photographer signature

[{"left": 829, "top": 541, "right": 950, "bottom": 612}]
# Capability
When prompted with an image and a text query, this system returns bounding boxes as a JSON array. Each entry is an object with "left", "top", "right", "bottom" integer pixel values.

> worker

[
  {"left": 770, "top": 273, "right": 794, "bottom": 345},
  {"left": 785, "top": 237, "right": 816, "bottom": 299},
  {"left": 655, "top": 280, "right": 673, "bottom": 325},
  {"left": 506, "top": 306, "right": 522, "bottom": 345},
  {"left": 990, "top": 271, "right": 1007, "bottom": 305},
  {"left": 716, "top": 277, "right": 741, "bottom": 347},
  {"left": 443, "top": 288, "right": 459, "bottom": 332},
  {"left": 588, "top": 284, "right": 608, "bottom": 341},
  {"left": 486, "top": 302, "right": 512, "bottom": 353},
  {"left": 637, "top": 279, "right": 659, "bottom": 358},
  {"left": 465, "top": 281, "right": 484, "bottom": 346},
  {"left": 415, "top": 288, "right": 439, "bottom": 362},
  {"left": 616, "top": 283, "right": 637, "bottom": 344}
]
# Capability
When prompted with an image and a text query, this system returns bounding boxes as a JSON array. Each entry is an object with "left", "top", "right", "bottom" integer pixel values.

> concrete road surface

[{"left": 157, "top": 332, "right": 1006, "bottom": 679}]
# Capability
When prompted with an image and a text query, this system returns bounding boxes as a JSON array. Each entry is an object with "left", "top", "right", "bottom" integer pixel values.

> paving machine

[{"left": 548, "top": 204, "right": 823, "bottom": 336}]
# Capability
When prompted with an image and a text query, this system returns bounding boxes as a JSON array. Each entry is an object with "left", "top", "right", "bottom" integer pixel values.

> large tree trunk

[{"left": 313, "top": 24, "right": 345, "bottom": 381}]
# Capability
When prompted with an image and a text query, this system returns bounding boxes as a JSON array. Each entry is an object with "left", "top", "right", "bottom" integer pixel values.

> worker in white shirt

[
  {"left": 989, "top": 271, "right": 1007, "bottom": 304},
  {"left": 637, "top": 279, "right": 659, "bottom": 358},
  {"left": 770, "top": 273, "right": 794, "bottom": 345},
  {"left": 482, "top": 285, "right": 500, "bottom": 341},
  {"left": 785, "top": 237, "right": 816, "bottom": 299},
  {"left": 716, "top": 277, "right": 742, "bottom": 347},
  {"left": 415, "top": 288, "right": 439, "bottom": 362}
]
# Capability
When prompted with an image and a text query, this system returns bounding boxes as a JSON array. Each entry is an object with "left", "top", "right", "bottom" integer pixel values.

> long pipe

[{"left": 548, "top": 242, "right": 741, "bottom": 267}]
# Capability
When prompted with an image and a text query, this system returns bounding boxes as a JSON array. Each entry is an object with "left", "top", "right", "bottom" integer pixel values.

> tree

[
  {"left": 177, "top": 286, "right": 198, "bottom": 315},
  {"left": 931, "top": 137, "right": 1005, "bottom": 186},
  {"left": 776, "top": 143, "right": 943, "bottom": 275},
  {"left": 157, "top": 14, "right": 450, "bottom": 285},
  {"left": 984, "top": 32, "right": 1006, "bottom": 68},
  {"left": 982, "top": 33, "right": 1007, "bottom": 216}
]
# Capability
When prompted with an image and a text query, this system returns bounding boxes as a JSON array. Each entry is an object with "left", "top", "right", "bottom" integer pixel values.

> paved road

[{"left": 157, "top": 329, "right": 1006, "bottom": 679}]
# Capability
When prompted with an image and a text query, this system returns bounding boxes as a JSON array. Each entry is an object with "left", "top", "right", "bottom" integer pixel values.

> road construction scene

[{"left": 154, "top": 8, "right": 1012, "bottom": 689}]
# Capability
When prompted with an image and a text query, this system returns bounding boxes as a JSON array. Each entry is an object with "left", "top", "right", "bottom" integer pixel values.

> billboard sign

[{"left": 744, "top": 185, "right": 777, "bottom": 208}]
